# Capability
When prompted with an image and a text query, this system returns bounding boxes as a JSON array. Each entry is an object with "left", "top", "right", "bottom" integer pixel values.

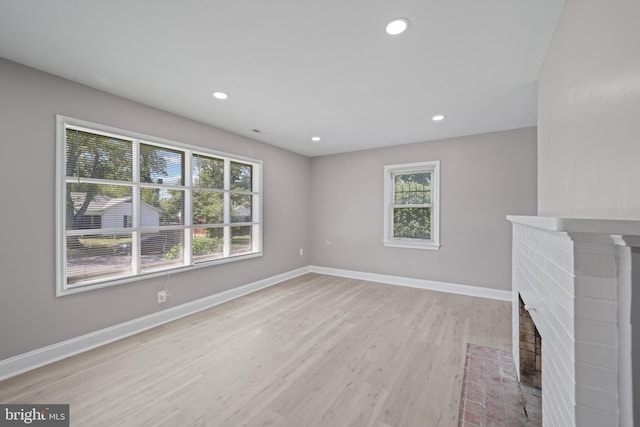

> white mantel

[{"left": 507, "top": 215, "right": 639, "bottom": 427}]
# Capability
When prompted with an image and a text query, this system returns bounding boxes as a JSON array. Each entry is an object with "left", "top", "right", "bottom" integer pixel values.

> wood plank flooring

[{"left": 0, "top": 273, "right": 511, "bottom": 426}]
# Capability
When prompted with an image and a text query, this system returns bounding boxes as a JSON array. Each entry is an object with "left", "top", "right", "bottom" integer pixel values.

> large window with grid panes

[
  {"left": 56, "top": 116, "right": 262, "bottom": 295},
  {"left": 383, "top": 161, "right": 440, "bottom": 250}
]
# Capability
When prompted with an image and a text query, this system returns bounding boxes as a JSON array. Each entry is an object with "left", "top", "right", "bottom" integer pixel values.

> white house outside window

[
  {"left": 383, "top": 161, "right": 440, "bottom": 250},
  {"left": 56, "top": 116, "right": 262, "bottom": 295}
]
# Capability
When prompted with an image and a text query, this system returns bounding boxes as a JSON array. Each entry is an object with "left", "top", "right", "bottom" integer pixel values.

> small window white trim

[
  {"left": 56, "top": 115, "right": 263, "bottom": 296},
  {"left": 383, "top": 160, "right": 440, "bottom": 250}
]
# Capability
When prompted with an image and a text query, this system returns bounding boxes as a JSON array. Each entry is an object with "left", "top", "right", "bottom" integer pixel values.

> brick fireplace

[{"left": 508, "top": 216, "right": 638, "bottom": 427}]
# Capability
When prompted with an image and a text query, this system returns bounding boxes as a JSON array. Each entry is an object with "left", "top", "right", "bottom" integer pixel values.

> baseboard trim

[
  {"left": 309, "top": 265, "right": 512, "bottom": 302},
  {"left": 0, "top": 266, "right": 311, "bottom": 381},
  {"left": 0, "top": 265, "right": 510, "bottom": 381}
]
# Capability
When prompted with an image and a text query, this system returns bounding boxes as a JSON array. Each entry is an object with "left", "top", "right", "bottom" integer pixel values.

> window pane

[
  {"left": 66, "top": 184, "right": 132, "bottom": 231},
  {"left": 140, "top": 231, "right": 184, "bottom": 272},
  {"left": 231, "top": 162, "right": 252, "bottom": 191},
  {"left": 60, "top": 118, "right": 262, "bottom": 293},
  {"left": 192, "top": 191, "right": 223, "bottom": 224},
  {"left": 192, "top": 154, "right": 224, "bottom": 189},
  {"left": 141, "top": 187, "right": 184, "bottom": 225},
  {"left": 140, "top": 144, "right": 184, "bottom": 186},
  {"left": 231, "top": 194, "right": 252, "bottom": 223},
  {"left": 66, "top": 234, "right": 133, "bottom": 285},
  {"left": 66, "top": 128, "right": 132, "bottom": 181},
  {"left": 231, "top": 226, "right": 252, "bottom": 254},
  {"left": 394, "top": 172, "right": 431, "bottom": 204},
  {"left": 393, "top": 207, "right": 431, "bottom": 239},
  {"left": 192, "top": 227, "right": 224, "bottom": 262}
]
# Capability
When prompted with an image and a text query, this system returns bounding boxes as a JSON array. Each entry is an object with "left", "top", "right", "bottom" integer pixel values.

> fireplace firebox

[{"left": 518, "top": 295, "right": 541, "bottom": 389}]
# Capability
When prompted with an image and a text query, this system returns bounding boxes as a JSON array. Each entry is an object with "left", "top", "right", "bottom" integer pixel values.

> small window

[{"left": 384, "top": 161, "right": 440, "bottom": 250}]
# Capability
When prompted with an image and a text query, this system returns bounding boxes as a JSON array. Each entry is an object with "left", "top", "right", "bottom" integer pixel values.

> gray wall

[
  {"left": 537, "top": 0, "right": 640, "bottom": 218},
  {"left": 0, "top": 58, "right": 538, "bottom": 362},
  {"left": 0, "top": 59, "right": 310, "bottom": 360},
  {"left": 309, "top": 128, "right": 537, "bottom": 291},
  {"left": 537, "top": 1, "right": 640, "bottom": 421}
]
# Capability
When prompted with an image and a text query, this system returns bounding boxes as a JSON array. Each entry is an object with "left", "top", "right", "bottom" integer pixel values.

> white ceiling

[{"left": 0, "top": 0, "right": 564, "bottom": 157}]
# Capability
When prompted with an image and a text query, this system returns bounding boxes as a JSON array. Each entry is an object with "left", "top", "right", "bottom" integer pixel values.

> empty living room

[{"left": 0, "top": 1, "right": 638, "bottom": 426}]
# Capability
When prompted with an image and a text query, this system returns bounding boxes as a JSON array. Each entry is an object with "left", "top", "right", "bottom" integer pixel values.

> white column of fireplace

[{"left": 507, "top": 216, "right": 638, "bottom": 427}]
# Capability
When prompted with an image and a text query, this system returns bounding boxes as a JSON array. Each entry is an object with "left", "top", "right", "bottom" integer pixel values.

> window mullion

[
  {"left": 252, "top": 193, "right": 260, "bottom": 252},
  {"left": 184, "top": 150, "right": 193, "bottom": 265},
  {"left": 250, "top": 163, "right": 261, "bottom": 252},
  {"left": 392, "top": 203, "right": 431, "bottom": 208},
  {"left": 132, "top": 140, "right": 141, "bottom": 275},
  {"left": 223, "top": 158, "right": 231, "bottom": 258}
]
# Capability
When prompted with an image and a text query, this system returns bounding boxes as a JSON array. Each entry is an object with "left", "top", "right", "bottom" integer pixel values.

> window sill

[
  {"left": 383, "top": 240, "right": 440, "bottom": 250},
  {"left": 57, "top": 251, "right": 263, "bottom": 296}
]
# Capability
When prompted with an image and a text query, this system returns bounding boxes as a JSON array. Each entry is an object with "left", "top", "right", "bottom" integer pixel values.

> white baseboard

[
  {"left": 0, "top": 266, "right": 311, "bottom": 381},
  {"left": 1, "top": 265, "right": 510, "bottom": 381},
  {"left": 309, "top": 265, "right": 512, "bottom": 301}
]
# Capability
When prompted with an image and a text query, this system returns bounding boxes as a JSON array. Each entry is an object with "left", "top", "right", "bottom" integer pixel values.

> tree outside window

[{"left": 384, "top": 161, "right": 440, "bottom": 250}]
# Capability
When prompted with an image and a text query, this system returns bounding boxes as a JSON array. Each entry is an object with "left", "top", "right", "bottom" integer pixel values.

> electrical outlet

[
  {"left": 157, "top": 290, "right": 168, "bottom": 304},
  {"left": 299, "top": 248, "right": 304, "bottom": 256}
]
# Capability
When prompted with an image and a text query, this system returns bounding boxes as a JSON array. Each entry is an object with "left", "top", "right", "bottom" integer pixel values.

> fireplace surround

[{"left": 508, "top": 216, "right": 638, "bottom": 427}]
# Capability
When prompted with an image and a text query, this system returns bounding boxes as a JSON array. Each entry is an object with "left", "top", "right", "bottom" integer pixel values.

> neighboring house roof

[
  {"left": 70, "top": 192, "right": 161, "bottom": 215},
  {"left": 232, "top": 205, "right": 251, "bottom": 217}
]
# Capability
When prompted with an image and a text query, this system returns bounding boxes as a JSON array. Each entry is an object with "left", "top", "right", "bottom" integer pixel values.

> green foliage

[
  {"left": 192, "top": 155, "right": 224, "bottom": 188},
  {"left": 66, "top": 129, "right": 132, "bottom": 181},
  {"left": 190, "top": 155, "right": 225, "bottom": 225},
  {"left": 393, "top": 171, "right": 432, "bottom": 239},
  {"left": 393, "top": 208, "right": 431, "bottom": 239},
  {"left": 164, "top": 243, "right": 181, "bottom": 260},
  {"left": 192, "top": 191, "right": 223, "bottom": 224},
  {"left": 141, "top": 187, "right": 161, "bottom": 208},
  {"left": 157, "top": 188, "right": 184, "bottom": 224},
  {"left": 139, "top": 143, "right": 174, "bottom": 183},
  {"left": 394, "top": 172, "right": 431, "bottom": 204},
  {"left": 193, "top": 237, "right": 223, "bottom": 255},
  {"left": 231, "top": 162, "right": 252, "bottom": 191},
  {"left": 164, "top": 236, "right": 222, "bottom": 260}
]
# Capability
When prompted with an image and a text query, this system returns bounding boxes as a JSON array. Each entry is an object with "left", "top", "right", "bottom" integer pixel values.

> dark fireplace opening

[{"left": 519, "top": 294, "right": 541, "bottom": 389}]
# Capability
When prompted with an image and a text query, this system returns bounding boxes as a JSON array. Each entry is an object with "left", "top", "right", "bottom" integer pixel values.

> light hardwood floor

[{"left": 0, "top": 273, "right": 511, "bottom": 426}]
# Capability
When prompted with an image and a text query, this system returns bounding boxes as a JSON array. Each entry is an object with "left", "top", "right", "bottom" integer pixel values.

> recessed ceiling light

[
  {"left": 386, "top": 18, "right": 410, "bottom": 36},
  {"left": 311, "top": 136, "right": 321, "bottom": 142},
  {"left": 212, "top": 91, "right": 228, "bottom": 100},
  {"left": 432, "top": 114, "right": 445, "bottom": 121}
]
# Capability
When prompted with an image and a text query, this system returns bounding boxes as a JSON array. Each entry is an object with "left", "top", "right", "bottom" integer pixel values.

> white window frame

[
  {"left": 56, "top": 115, "right": 263, "bottom": 296},
  {"left": 383, "top": 160, "right": 440, "bottom": 250}
]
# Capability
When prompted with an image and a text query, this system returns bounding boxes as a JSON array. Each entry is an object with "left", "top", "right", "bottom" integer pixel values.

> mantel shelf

[{"left": 507, "top": 215, "right": 640, "bottom": 236}]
